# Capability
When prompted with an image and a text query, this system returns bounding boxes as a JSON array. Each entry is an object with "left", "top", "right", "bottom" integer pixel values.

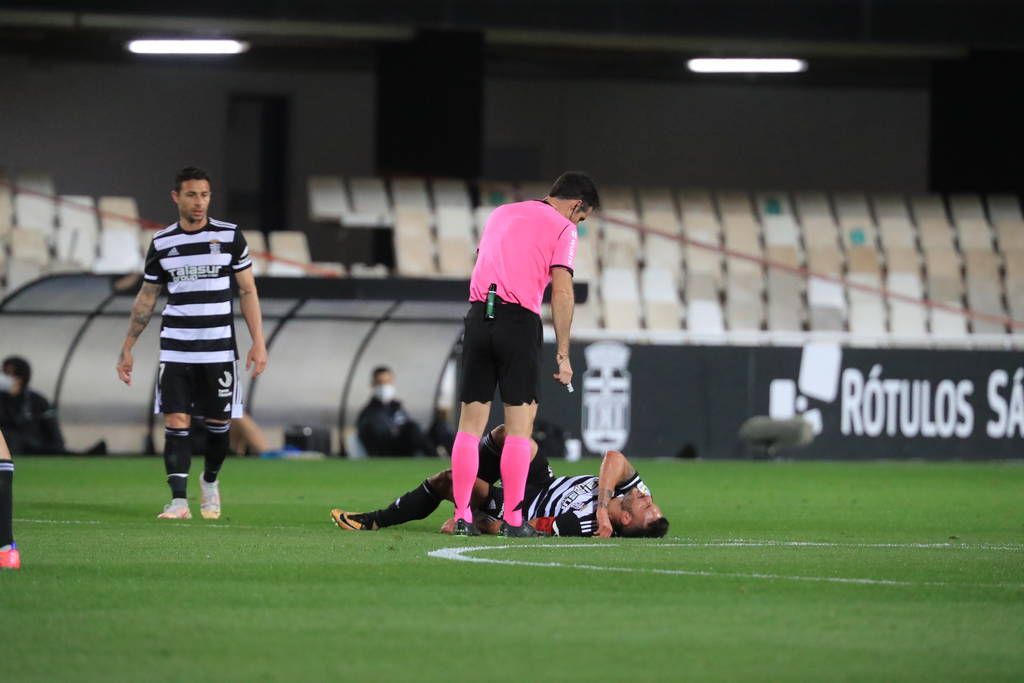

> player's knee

[{"left": 165, "top": 413, "right": 191, "bottom": 430}]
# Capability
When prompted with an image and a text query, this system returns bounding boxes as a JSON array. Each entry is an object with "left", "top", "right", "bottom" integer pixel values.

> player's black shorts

[
  {"left": 459, "top": 300, "right": 543, "bottom": 406},
  {"left": 155, "top": 361, "right": 241, "bottom": 420},
  {"left": 476, "top": 430, "right": 553, "bottom": 486}
]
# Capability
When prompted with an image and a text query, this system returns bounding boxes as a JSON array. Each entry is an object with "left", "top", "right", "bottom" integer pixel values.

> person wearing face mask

[
  {"left": 356, "top": 366, "right": 436, "bottom": 457},
  {"left": 0, "top": 356, "right": 66, "bottom": 456}
]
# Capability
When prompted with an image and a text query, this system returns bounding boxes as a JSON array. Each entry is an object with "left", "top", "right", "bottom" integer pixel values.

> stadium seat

[
  {"left": 1004, "top": 249, "right": 1024, "bottom": 321},
  {"left": 432, "top": 178, "right": 472, "bottom": 210},
  {"left": 516, "top": 181, "right": 550, "bottom": 201},
  {"left": 0, "top": 173, "right": 12, "bottom": 240},
  {"left": 964, "top": 250, "right": 1006, "bottom": 334},
  {"left": 599, "top": 213, "right": 642, "bottom": 269},
  {"left": 600, "top": 266, "right": 641, "bottom": 331},
  {"left": 268, "top": 230, "right": 312, "bottom": 276},
  {"left": 763, "top": 214, "right": 800, "bottom": 249},
  {"left": 807, "top": 277, "right": 846, "bottom": 331},
  {"left": 911, "top": 194, "right": 957, "bottom": 253},
  {"left": 995, "top": 220, "right": 1024, "bottom": 251},
  {"left": 986, "top": 194, "right": 1023, "bottom": 225},
  {"left": 344, "top": 177, "right": 392, "bottom": 227},
  {"left": 684, "top": 218, "right": 723, "bottom": 292},
  {"left": 390, "top": 177, "right": 431, "bottom": 212},
  {"left": 13, "top": 172, "right": 56, "bottom": 236},
  {"left": 686, "top": 298, "right": 725, "bottom": 339},
  {"left": 847, "top": 245, "right": 882, "bottom": 279},
  {"left": 242, "top": 230, "right": 269, "bottom": 276},
  {"left": 806, "top": 246, "right": 843, "bottom": 277},
  {"left": 949, "top": 193, "right": 988, "bottom": 226},
  {"left": 641, "top": 266, "right": 683, "bottom": 331},
  {"left": 639, "top": 187, "right": 683, "bottom": 271},
  {"left": 766, "top": 245, "right": 803, "bottom": 332},
  {"left": 887, "top": 271, "right": 927, "bottom": 338},
  {"left": 794, "top": 191, "right": 834, "bottom": 224},
  {"left": 726, "top": 270, "right": 764, "bottom": 332},
  {"left": 92, "top": 227, "right": 143, "bottom": 274},
  {"left": 678, "top": 188, "right": 717, "bottom": 226},
  {"left": 435, "top": 205, "right": 475, "bottom": 277},
  {"left": 878, "top": 217, "right": 917, "bottom": 252},
  {"left": 957, "top": 220, "right": 995, "bottom": 253},
  {"left": 871, "top": 193, "right": 911, "bottom": 223},
  {"left": 923, "top": 250, "right": 963, "bottom": 304},
  {"left": 98, "top": 196, "right": 140, "bottom": 233},
  {"left": 755, "top": 191, "right": 794, "bottom": 220},
  {"left": 7, "top": 228, "right": 50, "bottom": 290},
  {"left": 573, "top": 223, "right": 600, "bottom": 283},
  {"left": 886, "top": 247, "right": 920, "bottom": 276},
  {"left": 801, "top": 216, "right": 841, "bottom": 251},
  {"left": 834, "top": 191, "right": 873, "bottom": 230},
  {"left": 848, "top": 272, "right": 886, "bottom": 339},
  {"left": 477, "top": 181, "right": 516, "bottom": 207},
  {"left": 56, "top": 195, "right": 98, "bottom": 268},
  {"left": 307, "top": 176, "right": 349, "bottom": 222},
  {"left": 392, "top": 208, "right": 436, "bottom": 277}
]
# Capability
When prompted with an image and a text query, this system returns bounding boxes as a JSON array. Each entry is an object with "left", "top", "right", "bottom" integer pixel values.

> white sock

[{"left": 0, "top": 544, "right": 11, "bottom": 552}]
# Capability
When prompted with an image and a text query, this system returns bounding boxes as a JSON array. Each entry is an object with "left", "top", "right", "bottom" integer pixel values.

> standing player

[
  {"left": 0, "top": 429, "right": 18, "bottom": 569},
  {"left": 452, "top": 172, "right": 599, "bottom": 536},
  {"left": 116, "top": 167, "right": 268, "bottom": 520}
]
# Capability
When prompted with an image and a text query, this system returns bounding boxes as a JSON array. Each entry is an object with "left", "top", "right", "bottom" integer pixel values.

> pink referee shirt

[{"left": 469, "top": 200, "right": 578, "bottom": 315}]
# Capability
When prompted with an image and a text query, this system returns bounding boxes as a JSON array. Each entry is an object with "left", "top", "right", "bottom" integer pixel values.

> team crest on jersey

[
  {"left": 581, "top": 341, "right": 631, "bottom": 453},
  {"left": 209, "top": 239, "right": 221, "bottom": 254}
]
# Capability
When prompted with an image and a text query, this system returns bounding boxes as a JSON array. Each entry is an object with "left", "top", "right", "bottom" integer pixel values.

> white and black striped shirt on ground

[
  {"left": 525, "top": 472, "right": 650, "bottom": 537},
  {"left": 143, "top": 218, "right": 252, "bottom": 364}
]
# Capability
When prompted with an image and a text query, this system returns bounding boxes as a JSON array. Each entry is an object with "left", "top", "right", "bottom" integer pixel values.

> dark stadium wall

[
  {"left": 483, "top": 79, "right": 931, "bottom": 192},
  {"left": 0, "top": 56, "right": 375, "bottom": 233}
]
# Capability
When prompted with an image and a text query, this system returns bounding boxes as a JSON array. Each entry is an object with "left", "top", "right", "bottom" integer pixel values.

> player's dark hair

[
  {"left": 2, "top": 356, "right": 31, "bottom": 387},
  {"left": 372, "top": 366, "right": 393, "bottom": 380},
  {"left": 548, "top": 171, "right": 601, "bottom": 211},
  {"left": 174, "top": 166, "right": 212, "bottom": 192},
  {"left": 619, "top": 516, "right": 670, "bottom": 539}
]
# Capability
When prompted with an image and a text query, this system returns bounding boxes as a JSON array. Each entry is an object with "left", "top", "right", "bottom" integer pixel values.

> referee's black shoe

[
  {"left": 499, "top": 521, "right": 545, "bottom": 537},
  {"left": 454, "top": 519, "right": 480, "bottom": 536}
]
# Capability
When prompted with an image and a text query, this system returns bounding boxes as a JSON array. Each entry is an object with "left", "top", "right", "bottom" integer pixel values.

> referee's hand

[
  {"left": 246, "top": 342, "right": 268, "bottom": 378},
  {"left": 552, "top": 353, "right": 573, "bottom": 387}
]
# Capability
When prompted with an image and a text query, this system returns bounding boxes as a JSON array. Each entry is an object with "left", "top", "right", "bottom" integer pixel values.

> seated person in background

[
  {"left": 0, "top": 356, "right": 66, "bottom": 455},
  {"left": 230, "top": 412, "right": 271, "bottom": 456},
  {"left": 356, "top": 366, "right": 436, "bottom": 457}
]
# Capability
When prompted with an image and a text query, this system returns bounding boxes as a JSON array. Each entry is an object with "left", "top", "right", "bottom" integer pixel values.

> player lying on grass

[{"left": 330, "top": 425, "right": 668, "bottom": 538}]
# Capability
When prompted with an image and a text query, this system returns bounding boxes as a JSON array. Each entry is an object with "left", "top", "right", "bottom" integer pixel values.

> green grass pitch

[{"left": 2, "top": 457, "right": 1022, "bottom": 682}]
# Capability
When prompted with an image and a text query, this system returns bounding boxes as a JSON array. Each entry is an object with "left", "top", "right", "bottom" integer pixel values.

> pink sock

[
  {"left": 451, "top": 431, "right": 479, "bottom": 523},
  {"left": 500, "top": 435, "right": 531, "bottom": 527}
]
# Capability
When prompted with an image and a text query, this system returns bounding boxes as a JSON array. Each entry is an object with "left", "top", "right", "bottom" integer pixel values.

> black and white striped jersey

[
  {"left": 143, "top": 218, "right": 252, "bottom": 364},
  {"left": 525, "top": 472, "right": 651, "bottom": 537}
]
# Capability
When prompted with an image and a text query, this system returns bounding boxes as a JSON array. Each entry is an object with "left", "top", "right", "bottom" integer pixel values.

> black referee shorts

[{"left": 459, "top": 300, "right": 543, "bottom": 406}]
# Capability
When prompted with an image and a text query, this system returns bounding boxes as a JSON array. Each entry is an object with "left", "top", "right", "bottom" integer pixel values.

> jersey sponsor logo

[
  {"left": 168, "top": 264, "right": 222, "bottom": 282},
  {"left": 582, "top": 341, "right": 631, "bottom": 452}
]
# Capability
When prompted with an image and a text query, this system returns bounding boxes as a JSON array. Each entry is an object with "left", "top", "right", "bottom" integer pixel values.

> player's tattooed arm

[
  {"left": 127, "top": 282, "right": 161, "bottom": 338},
  {"left": 595, "top": 450, "right": 634, "bottom": 537},
  {"left": 117, "top": 281, "right": 160, "bottom": 385}
]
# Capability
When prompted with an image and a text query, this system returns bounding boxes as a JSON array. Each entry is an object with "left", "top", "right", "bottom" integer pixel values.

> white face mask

[
  {"left": 0, "top": 374, "right": 12, "bottom": 392},
  {"left": 373, "top": 384, "right": 396, "bottom": 403}
]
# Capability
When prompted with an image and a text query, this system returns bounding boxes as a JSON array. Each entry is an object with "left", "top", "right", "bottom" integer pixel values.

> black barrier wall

[{"left": 536, "top": 341, "right": 1024, "bottom": 460}]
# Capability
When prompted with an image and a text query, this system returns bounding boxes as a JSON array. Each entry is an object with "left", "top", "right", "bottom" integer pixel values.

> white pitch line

[
  {"left": 15, "top": 518, "right": 102, "bottom": 525},
  {"left": 668, "top": 539, "right": 1024, "bottom": 551},
  {"left": 427, "top": 544, "right": 1024, "bottom": 589}
]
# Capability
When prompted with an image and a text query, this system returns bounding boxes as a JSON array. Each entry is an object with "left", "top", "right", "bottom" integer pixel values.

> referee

[
  {"left": 116, "top": 167, "right": 268, "bottom": 521},
  {"left": 451, "top": 171, "right": 599, "bottom": 536}
]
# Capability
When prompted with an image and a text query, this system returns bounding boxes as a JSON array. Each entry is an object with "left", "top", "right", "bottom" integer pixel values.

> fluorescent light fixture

[
  {"left": 127, "top": 39, "right": 249, "bottom": 55},
  {"left": 687, "top": 58, "right": 807, "bottom": 74}
]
